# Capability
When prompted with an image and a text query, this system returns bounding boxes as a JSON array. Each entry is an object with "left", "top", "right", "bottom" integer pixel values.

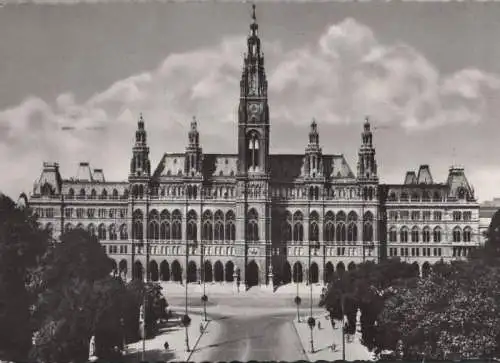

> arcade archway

[{"left": 246, "top": 260, "right": 259, "bottom": 287}]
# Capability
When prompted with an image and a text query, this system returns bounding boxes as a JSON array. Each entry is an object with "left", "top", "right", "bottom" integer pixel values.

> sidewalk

[
  {"left": 123, "top": 311, "right": 209, "bottom": 362},
  {"left": 293, "top": 314, "right": 376, "bottom": 361}
]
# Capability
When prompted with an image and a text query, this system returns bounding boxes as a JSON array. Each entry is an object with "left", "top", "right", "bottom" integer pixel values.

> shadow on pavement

[{"left": 194, "top": 334, "right": 262, "bottom": 352}]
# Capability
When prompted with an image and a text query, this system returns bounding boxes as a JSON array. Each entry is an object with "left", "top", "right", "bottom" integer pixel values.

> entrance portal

[{"left": 246, "top": 260, "right": 259, "bottom": 287}]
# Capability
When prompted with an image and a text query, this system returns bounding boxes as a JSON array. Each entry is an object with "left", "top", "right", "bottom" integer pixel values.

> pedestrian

[
  {"left": 199, "top": 322, "right": 204, "bottom": 334},
  {"left": 318, "top": 321, "right": 321, "bottom": 330},
  {"left": 164, "top": 341, "right": 169, "bottom": 350}
]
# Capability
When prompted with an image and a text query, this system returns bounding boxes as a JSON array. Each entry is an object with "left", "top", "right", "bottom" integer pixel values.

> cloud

[{"left": 1, "top": 17, "right": 500, "bottom": 201}]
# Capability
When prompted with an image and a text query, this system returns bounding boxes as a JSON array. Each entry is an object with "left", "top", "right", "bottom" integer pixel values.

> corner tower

[{"left": 237, "top": 4, "right": 270, "bottom": 177}]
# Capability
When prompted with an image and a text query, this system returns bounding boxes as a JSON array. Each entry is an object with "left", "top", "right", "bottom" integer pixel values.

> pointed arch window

[
  {"left": 247, "top": 132, "right": 260, "bottom": 171},
  {"left": 309, "top": 212, "right": 319, "bottom": 243},
  {"left": 389, "top": 227, "right": 397, "bottom": 242},
  {"left": 453, "top": 227, "right": 462, "bottom": 242},
  {"left": 120, "top": 224, "right": 128, "bottom": 240},
  {"left": 422, "top": 227, "right": 431, "bottom": 243},
  {"left": 347, "top": 212, "right": 358, "bottom": 244},
  {"left": 336, "top": 211, "right": 346, "bottom": 243},
  {"left": 400, "top": 227, "right": 409, "bottom": 243},
  {"left": 109, "top": 224, "right": 117, "bottom": 240},
  {"left": 363, "top": 212, "right": 374, "bottom": 242},
  {"left": 225, "top": 211, "right": 236, "bottom": 242},
  {"left": 247, "top": 209, "right": 259, "bottom": 242},
  {"left": 171, "top": 210, "right": 182, "bottom": 240},
  {"left": 411, "top": 226, "right": 419, "bottom": 243},
  {"left": 293, "top": 211, "right": 303, "bottom": 244},
  {"left": 98, "top": 224, "right": 107, "bottom": 240},
  {"left": 433, "top": 227, "right": 442, "bottom": 243},
  {"left": 463, "top": 227, "right": 472, "bottom": 242}
]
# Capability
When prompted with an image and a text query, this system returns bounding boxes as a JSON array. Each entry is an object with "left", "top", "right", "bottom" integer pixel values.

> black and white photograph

[{"left": 2, "top": 0, "right": 500, "bottom": 362}]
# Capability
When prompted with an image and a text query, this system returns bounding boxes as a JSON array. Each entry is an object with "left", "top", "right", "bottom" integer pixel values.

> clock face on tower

[{"left": 248, "top": 103, "right": 260, "bottom": 115}]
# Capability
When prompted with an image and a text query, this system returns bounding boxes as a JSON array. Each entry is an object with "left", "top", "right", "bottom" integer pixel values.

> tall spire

[
  {"left": 250, "top": 4, "right": 258, "bottom": 36},
  {"left": 135, "top": 112, "right": 147, "bottom": 146},
  {"left": 189, "top": 116, "right": 199, "bottom": 146}
]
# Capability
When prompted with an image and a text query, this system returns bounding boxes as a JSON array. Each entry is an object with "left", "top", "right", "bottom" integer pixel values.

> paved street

[
  {"left": 166, "top": 284, "right": 326, "bottom": 361},
  {"left": 190, "top": 311, "right": 308, "bottom": 361}
]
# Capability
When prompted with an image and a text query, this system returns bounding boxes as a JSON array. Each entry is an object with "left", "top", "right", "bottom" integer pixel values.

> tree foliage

[
  {"left": 30, "top": 229, "right": 118, "bottom": 363},
  {"left": 0, "top": 195, "right": 49, "bottom": 361}
]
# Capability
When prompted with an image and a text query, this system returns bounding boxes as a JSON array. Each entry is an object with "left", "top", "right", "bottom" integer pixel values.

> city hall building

[{"left": 28, "top": 7, "right": 480, "bottom": 286}]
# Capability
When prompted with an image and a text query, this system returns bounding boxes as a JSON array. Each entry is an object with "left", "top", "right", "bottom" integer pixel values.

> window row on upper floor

[
  {"left": 386, "top": 187, "right": 473, "bottom": 203},
  {"left": 388, "top": 210, "right": 472, "bottom": 222},
  {"left": 388, "top": 225, "right": 473, "bottom": 243}
]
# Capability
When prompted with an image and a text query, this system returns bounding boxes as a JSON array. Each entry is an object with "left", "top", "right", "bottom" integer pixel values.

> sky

[{"left": 1, "top": 1, "right": 500, "bottom": 202}]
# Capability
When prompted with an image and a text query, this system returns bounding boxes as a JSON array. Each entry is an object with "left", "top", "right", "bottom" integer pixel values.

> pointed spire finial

[
  {"left": 191, "top": 116, "right": 198, "bottom": 131},
  {"left": 250, "top": 3, "right": 258, "bottom": 35},
  {"left": 138, "top": 112, "right": 145, "bottom": 128}
]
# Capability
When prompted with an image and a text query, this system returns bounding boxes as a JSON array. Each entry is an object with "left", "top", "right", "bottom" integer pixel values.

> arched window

[
  {"left": 347, "top": 212, "right": 358, "bottom": 243},
  {"left": 225, "top": 211, "right": 236, "bottom": 242},
  {"left": 247, "top": 209, "right": 259, "bottom": 242},
  {"left": 422, "top": 227, "right": 430, "bottom": 243},
  {"left": 98, "top": 224, "right": 107, "bottom": 240},
  {"left": 120, "top": 224, "right": 128, "bottom": 240},
  {"left": 88, "top": 224, "right": 96, "bottom": 238},
  {"left": 132, "top": 210, "right": 143, "bottom": 241},
  {"left": 293, "top": 211, "right": 303, "bottom": 243},
  {"left": 336, "top": 211, "right": 346, "bottom": 243},
  {"left": 282, "top": 212, "right": 292, "bottom": 242},
  {"left": 247, "top": 131, "right": 260, "bottom": 171},
  {"left": 187, "top": 210, "right": 197, "bottom": 241},
  {"left": 463, "top": 227, "right": 472, "bottom": 242},
  {"left": 160, "top": 210, "right": 170, "bottom": 240},
  {"left": 64, "top": 223, "right": 73, "bottom": 233},
  {"left": 324, "top": 211, "right": 335, "bottom": 243},
  {"left": 148, "top": 220, "right": 159, "bottom": 240},
  {"left": 433, "top": 227, "right": 442, "bottom": 243},
  {"left": 363, "top": 212, "right": 374, "bottom": 242},
  {"left": 309, "top": 212, "right": 319, "bottom": 242},
  {"left": 79, "top": 188, "right": 86, "bottom": 199},
  {"left": 202, "top": 210, "right": 213, "bottom": 241},
  {"left": 453, "top": 227, "right": 462, "bottom": 242},
  {"left": 148, "top": 210, "right": 160, "bottom": 240},
  {"left": 89, "top": 189, "right": 97, "bottom": 200},
  {"left": 389, "top": 227, "right": 397, "bottom": 242},
  {"left": 433, "top": 191, "right": 442, "bottom": 202},
  {"left": 112, "top": 189, "right": 119, "bottom": 199},
  {"left": 400, "top": 227, "right": 408, "bottom": 243},
  {"left": 214, "top": 210, "right": 224, "bottom": 241},
  {"left": 411, "top": 226, "right": 419, "bottom": 243},
  {"left": 172, "top": 210, "right": 182, "bottom": 240},
  {"left": 101, "top": 189, "right": 108, "bottom": 200},
  {"left": 109, "top": 224, "right": 117, "bottom": 240}
]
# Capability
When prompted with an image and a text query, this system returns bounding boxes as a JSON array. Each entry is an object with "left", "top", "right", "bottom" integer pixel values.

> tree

[
  {"left": 0, "top": 195, "right": 49, "bottom": 361},
  {"left": 319, "top": 259, "right": 419, "bottom": 353},
  {"left": 123, "top": 279, "right": 168, "bottom": 341},
  {"left": 375, "top": 258, "right": 500, "bottom": 360},
  {"left": 30, "top": 229, "right": 116, "bottom": 363}
]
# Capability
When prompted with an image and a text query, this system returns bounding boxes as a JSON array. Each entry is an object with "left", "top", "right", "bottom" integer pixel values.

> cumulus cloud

[{"left": 1, "top": 17, "right": 500, "bottom": 200}]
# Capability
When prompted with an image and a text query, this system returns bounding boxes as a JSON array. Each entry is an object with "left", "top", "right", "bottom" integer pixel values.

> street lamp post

[
  {"left": 185, "top": 228, "right": 190, "bottom": 352},
  {"left": 341, "top": 290, "right": 346, "bottom": 361}
]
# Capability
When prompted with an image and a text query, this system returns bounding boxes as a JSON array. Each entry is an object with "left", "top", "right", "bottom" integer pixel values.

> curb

[
  {"left": 185, "top": 318, "right": 211, "bottom": 361},
  {"left": 291, "top": 319, "right": 309, "bottom": 360}
]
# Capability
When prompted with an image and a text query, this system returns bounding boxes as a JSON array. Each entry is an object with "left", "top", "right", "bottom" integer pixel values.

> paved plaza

[{"left": 126, "top": 282, "right": 374, "bottom": 361}]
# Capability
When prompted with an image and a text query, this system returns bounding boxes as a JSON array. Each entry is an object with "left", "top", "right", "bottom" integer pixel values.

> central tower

[
  {"left": 236, "top": 5, "right": 272, "bottom": 288},
  {"left": 237, "top": 4, "right": 270, "bottom": 176}
]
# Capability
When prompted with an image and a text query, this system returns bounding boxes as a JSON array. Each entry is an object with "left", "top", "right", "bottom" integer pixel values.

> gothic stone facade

[{"left": 28, "top": 8, "right": 480, "bottom": 286}]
